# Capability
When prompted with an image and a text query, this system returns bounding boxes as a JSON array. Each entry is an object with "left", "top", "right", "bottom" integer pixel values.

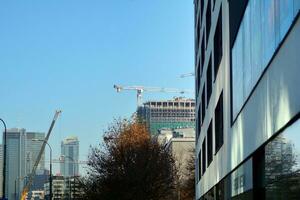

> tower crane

[
  {"left": 21, "top": 110, "right": 62, "bottom": 200},
  {"left": 114, "top": 84, "right": 193, "bottom": 106}
]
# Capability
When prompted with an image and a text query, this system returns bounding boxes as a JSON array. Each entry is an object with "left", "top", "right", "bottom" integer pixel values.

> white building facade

[{"left": 195, "top": 0, "right": 300, "bottom": 199}]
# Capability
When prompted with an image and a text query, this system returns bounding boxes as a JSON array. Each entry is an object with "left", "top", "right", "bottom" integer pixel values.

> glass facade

[
  {"left": 264, "top": 119, "right": 300, "bottom": 199},
  {"left": 61, "top": 137, "right": 79, "bottom": 177},
  {"left": 232, "top": 0, "right": 300, "bottom": 118}
]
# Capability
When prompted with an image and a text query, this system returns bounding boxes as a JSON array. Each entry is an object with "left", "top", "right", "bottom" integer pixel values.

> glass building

[
  {"left": 3, "top": 129, "right": 45, "bottom": 200},
  {"left": 60, "top": 136, "right": 79, "bottom": 177},
  {"left": 194, "top": 0, "right": 300, "bottom": 199}
]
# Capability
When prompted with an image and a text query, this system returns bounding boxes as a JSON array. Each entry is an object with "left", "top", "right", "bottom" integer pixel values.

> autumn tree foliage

[{"left": 80, "top": 118, "right": 176, "bottom": 200}]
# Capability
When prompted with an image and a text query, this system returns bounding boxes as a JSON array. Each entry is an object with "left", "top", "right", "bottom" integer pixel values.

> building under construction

[{"left": 137, "top": 97, "right": 195, "bottom": 135}]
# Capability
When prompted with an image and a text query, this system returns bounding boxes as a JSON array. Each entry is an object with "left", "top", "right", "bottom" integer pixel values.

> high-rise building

[
  {"left": 25, "top": 132, "right": 45, "bottom": 175},
  {"left": 137, "top": 97, "right": 195, "bottom": 135},
  {"left": 194, "top": 0, "right": 300, "bottom": 199},
  {"left": 3, "top": 129, "right": 45, "bottom": 200},
  {"left": 5, "top": 128, "right": 26, "bottom": 200},
  {"left": 60, "top": 136, "right": 79, "bottom": 177}
]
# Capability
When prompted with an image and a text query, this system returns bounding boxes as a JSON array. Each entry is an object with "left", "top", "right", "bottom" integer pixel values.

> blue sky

[{"left": 0, "top": 0, "right": 194, "bottom": 174}]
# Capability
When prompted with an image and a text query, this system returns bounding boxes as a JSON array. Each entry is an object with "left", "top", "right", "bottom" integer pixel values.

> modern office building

[
  {"left": 4, "top": 128, "right": 27, "bottom": 200},
  {"left": 25, "top": 132, "right": 45, "bottom": 174},
  {"left": 3, "top": 128, "right": 45, "bottom": 200},
  {"left": 194, "top": 0, "right": 300, "bottom": 199},
  {"left": 137, "top": 97, "right": 195, "bottom": 135},
  {"left": 60, "top": 136, "right": 79, "bottom": 177}
]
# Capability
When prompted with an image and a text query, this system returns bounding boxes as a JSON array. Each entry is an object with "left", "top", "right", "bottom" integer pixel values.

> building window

[
  {"left": 207, "top": 120, "right": 213, "bottom": 166},
  {"left": 215, "top": 92, "right": 223, "bottom": 152},
  {"left": 202, "top": 138, "right": 206, "bottom": 175},
  {"left": 201, "top": 36, "right": 205, "bottom": 74},
  {"left": 196, "top": 62, "right": 201, "bottom": 96},
  {"left": 207, "top": 55, "right": 212, "bottom": 106},
  {"left": 201, "top": 84, "right": 206, "bottom": 124},
  {"left": 205, "top": 1, "right": 211, "bottom": 46},
  {"left": 198, "top": 150, "right": 201, "bottom": 181},
  {"left": 231, "top": 158, "right": 253, "bottom": 198},
  {"left": 231, "top": 0, "right": 299, "bottom": 119},
  {"left": 263, "top": 118, "right": 300, "bottom": 199},
  {"left": 200, "top": 0, "right": 204, "bottom": 23},
  {"left": 214, "top": 6, "right": 222, "bottom": 80},
  {"left": 197, "top": 14, "right": 201, "bottom": 52},
  {"left": 197, "top": 107, "right": 201, "bottom": 138},
  {"left": 212, "top": 0, "right": 216, "bottom": 10}
]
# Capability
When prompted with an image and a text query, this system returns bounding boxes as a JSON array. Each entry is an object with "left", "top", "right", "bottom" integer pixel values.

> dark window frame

[
  {"left": 202, "top": 138, "right": 206, "bottom": 175},
  {"left": 205, "top": 0, "right": 211, "bottom": 47},
  {"left": 207, "top": 120, "right": 213, "bottom": 166},
  {"left": 215, "top": 92, "right": 224, "bottom": 153},
  {"left": 198, "top": 150, "right": 202, "bottom": 181},
  {"left": 201, "top": 84, "right": 206, "bottom": 125},
  {"left": 206, "top": 55, "right": 212, "bottom": 107},
  {"left": 214, "top": 6, "right": 223, "bottom": 81}
]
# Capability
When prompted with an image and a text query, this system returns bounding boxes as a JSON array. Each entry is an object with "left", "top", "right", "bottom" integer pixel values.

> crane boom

[
  {"left": 180, "top": 72, "right": 195, "bottom": 78},
  {"left": 114, "top": 84, "right": 193, "bottom": 106},
  {"left": 21, "top": 110, "right": 62, "bottom": 200}
]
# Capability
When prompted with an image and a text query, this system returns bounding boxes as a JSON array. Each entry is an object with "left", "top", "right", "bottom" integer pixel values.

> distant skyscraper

[
  {"left": 3, "top": 129, "right": 45, "bottom": 200},
  {"left": 137, "top": 97, "right": 195, "bottom": 135},
  {"left": 25, "top": 132, "right": 45, "bottom": 174},
  {"left": 5, "top": 128, "right": 26, "bottom": 200},
  {"left": 60, "top": 136, "right": 79, "bottom": 177}
]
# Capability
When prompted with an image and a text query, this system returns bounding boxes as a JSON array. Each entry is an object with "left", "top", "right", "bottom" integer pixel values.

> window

[
  {"left": 196, "top": 63, "right": 201, "bottom": 96},
  {"left": 200, "top": 0, "right": 204, "bottom": 23},
  {"left": 214, "top": 7, "right": 222, "bottom": 80},
  {"left": 231, "top": 0, "right": 299, "bottom": 119},
  {"left": 263, "top": 118, "right": 300, "bottom": 199},
  {"left": 212, "top": 0, "right": 216, "bottom": 10},
  {"left": 215, "top": 92, "right": 223, "bottom": 152},
  {"left": 197, "top": 14, "right": 201, "bottom": 51},
  {"left": 198, "top": 150, "right": 201, "bottom": 181},
  {"left": 201, "top": 36, "right": 205, "bottom": 74},
  {"left": 207, "top": 120, "right": 213, "bottom": 166},
  {"left": 207, "top": 55, "right": 212, "bottom": 106},
  {"left": 201, "top": 84, "right": 206, "bottom": 124},
  {"left": 197, "top": 107, "right": 201, "bottom": 138},
  {"left": 202, "top": 138, "right": 206, "bottom": 175},
  {"left": 205, "top": 1, "right": 211, "bottom": 46}
]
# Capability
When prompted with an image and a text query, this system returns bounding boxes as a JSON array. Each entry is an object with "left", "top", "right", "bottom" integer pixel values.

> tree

[{"left": 80, "top": 118, "right": 176, "bottom": 200}]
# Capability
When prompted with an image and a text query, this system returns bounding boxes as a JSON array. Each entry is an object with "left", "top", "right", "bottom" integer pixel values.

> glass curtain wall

[{"left": 232, "top": 0, "right": 300, "bottom": 118}]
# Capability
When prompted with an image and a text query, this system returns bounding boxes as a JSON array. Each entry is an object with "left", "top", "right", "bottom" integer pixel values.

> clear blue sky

[{"left": 0, "top": 0, "right": 194, "bottom": 174}]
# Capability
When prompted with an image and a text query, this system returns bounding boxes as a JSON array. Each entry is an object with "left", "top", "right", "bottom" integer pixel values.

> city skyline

[{"left": 0, "top": 0, "right": 194, "bottom": 175}]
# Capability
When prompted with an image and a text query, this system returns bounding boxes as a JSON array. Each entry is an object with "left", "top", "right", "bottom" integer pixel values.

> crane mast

[{"left": 21, "top": 110, "right": 62, "bottom": 200}]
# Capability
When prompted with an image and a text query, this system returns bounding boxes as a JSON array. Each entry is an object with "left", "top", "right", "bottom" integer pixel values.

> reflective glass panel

[
  {"left": 279, "top": 0, "right": 294, "bottom": 40},
  {"left": 243, "top": 6, "right": 252, "bottom": 97},
  {"left": 250, "top": 0, "right": 262, "bottom": 84},
  {"left": 265, "top": 119, "right": 300, "bottom": 199},
  {"left": 231, "top": 158, "right": 253, "bottom": 197},
  {"left": 262, "top": 0, "right": 276, "bottom": 67}
]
